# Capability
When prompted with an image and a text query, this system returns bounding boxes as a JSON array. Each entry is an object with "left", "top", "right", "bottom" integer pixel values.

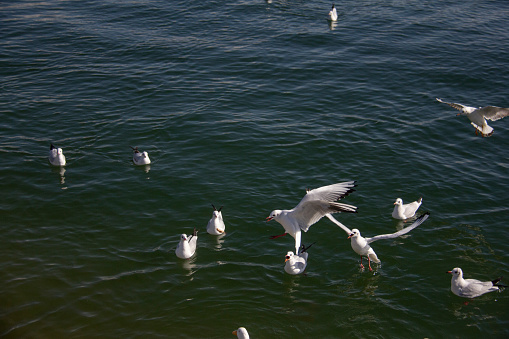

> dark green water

[{"left": 1, "top": 0, "right": 508, "bottom": 337}]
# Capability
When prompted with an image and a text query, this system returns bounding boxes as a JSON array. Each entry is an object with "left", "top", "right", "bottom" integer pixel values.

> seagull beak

[
  {"left": 266, "top": 216, "right": 273, "bottom": 222},
  {"left": 347, "top": 233, "right": 354, "bottom": 239},
  {"left": 232, "top": 330, "right": 237, "bottom": 336},
  {"left": 447, "top": 271, "right": 452, "bottom": 274},
  {"left": 285, "top": 256, "right": 290, "bottom": 262}
]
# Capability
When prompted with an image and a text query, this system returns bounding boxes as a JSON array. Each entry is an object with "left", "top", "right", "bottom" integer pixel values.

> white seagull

[
  {"left": 436, "top": 98, "right": 509, "bottom": 137},
  {"left": 207, "top": 204, "right": 225, "bottom": 235},
  {"left": 131, "top": 146, "right": 151, "bottom": 165},
  {"left": 48, "top": 144, "right": 66, "bottom": 166},
  {"left": 266, "top": 181, "right": 358, "bottom": 255},
  {"left": 175, "top": 228, "right": 198, "bottom": 259},
  {"left": 232, "top": 327, "right": 249, "bottom": 339},
  {"left": 448, "top": 267, "right": 506, "bottom": 298},
  {"left": 329, "top": 4, "right": 338, "bottom": 21},
  {"left": 284, "top": 243, "right": 314, "bottom": 275},
  {"left": 392, "top": 197, "right": 422, "bottom": 221},
  {"left": 326, "top": 212, "right": 430, "bottom": 271}
]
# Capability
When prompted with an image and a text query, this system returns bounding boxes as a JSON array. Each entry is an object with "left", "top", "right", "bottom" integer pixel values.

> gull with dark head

[
  {"left": 266, "top": 181, "right": 358, "bottom": 254},
  {"left": 448, "top": 267, "right": 506, "bottom": 298},
  {"left": 436, "top": 98, "right": 509, "bottom": 137},
  {"left": 326, "top": 212, "right": 430, "bottom": 271}
]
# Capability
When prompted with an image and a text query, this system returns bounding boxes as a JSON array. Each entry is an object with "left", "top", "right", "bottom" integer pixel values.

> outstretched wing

[
  {"left": 297, "top": 181, "right": 357, "bottom": 207},
  {"left": 325, "top": 213, "right": 352, "bottom": 235},
  {"left": 479, "top": 106, "right": 509, "bottom": 121},
  {"left": 436, "top": 98, "right": 466, "bottom": 111},
  {"left": 366, "top": 212, "right": 430, "bottom": 244},
  {"left": 295, "top": 200, "right": 357, "bottom": 232}
]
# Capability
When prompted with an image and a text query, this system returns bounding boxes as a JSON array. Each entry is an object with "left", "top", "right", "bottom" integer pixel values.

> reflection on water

[
  {"left": 180, "top": 255, "right": 198, "bottom": 277},
  {"left": 328, "top": 19, "right": 338, "bottom": 31},
  {"left": 212, "top": 233, "right": 226, "bottom": 250},
  {"left": 50, "top": 166, "right": 66, "bottom": 184}
]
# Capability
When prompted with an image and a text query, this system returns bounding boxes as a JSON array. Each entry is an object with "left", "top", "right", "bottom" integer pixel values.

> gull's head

[
  {"left": 285, "top": 251, "right": 294, "bottom": 262},
  {"left": 394, "top": 198, "right": 403, "bottom": 206},
  {"left": 447, "top": 267, "right": 462, "bottom": 278},
  {"left": 232, "top": 327, "right": 249, "bottom": 338},
  {"left": 348, "top": 229, "right": 360, "bottom": 239},
  {"left": 57, "top": 148, "right": 64, "bottom": 155},
  {"left": 180, "top": 234, "right": 188, "bottom": 241},
  {"left": 142, "top": 151, "right": 149, "bottom": 158},
  {"left": 212, "top": 210, "right": 220, "bottom": 219},
  {"left": 266, "top": 210, "right": 281, "bottom": 222}
]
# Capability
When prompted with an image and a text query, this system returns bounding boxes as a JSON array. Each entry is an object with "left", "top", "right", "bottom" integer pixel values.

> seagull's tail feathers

[
  {"left": 368, "top": 251, "right": 380, "bottom": 264},
  {"left": 329, "top": 202, "right": 358, "bottom": 214}
]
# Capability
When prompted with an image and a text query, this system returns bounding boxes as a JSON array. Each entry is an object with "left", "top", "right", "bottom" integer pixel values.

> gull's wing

[
  {"left": 297, "top": 181, "right": 357, "bottom": 206},
  {"left": 295, "top": 200, "right": 357, "bottom": 232},
  {"left": 366, "top": 212, "right": 430, "bottom": 244},
  {"left": 325, "top": 213, "right": 352, "bottom": 235},
  {"left": 436, "top": 98, "right": 467, "bottom": 111},
  {"left": 479, "top": 106, "right": 509, "bottom": 121}
]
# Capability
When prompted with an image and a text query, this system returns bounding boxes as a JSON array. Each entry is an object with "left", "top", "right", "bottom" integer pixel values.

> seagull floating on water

[
  {"left": 328, "top": 4, "right": 338, "bottom": 21},
  {"left": 392, "top": 197, "right": 422, "bottom": 221},
  {"left": 284, "top": 243, "right": 314, "bottom": 275},
  {"left": 48, "top": 144, "right": 66, "bottom": 166},
  {"left": 448, "top": 267, "right": 506, "bottom": 298},
  {"left": 207, "top": 204, "right": 225, "bottom": 235},
  {"left": 266, "top": 181, "right": 358, "bottom": 255},
  {"left": 131, "top": 146, "right": 151, "bottom": 165},
  {"left": 326, "top": 212, "right": 430, "bottom": 271},
  {"left": 436, "top": 98, "right": 509, "bottom": 137},
  {"left": 232, "top": 327, "right": 249, "bottom": 339},
  {"left": 175, "top": 228, "right": 198, "bottom": 259}
]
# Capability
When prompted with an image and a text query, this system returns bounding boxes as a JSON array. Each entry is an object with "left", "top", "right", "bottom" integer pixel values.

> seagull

[
  {"left": 266, "top": 181, "right": 358, "bottom": 255},
  {"left": 448, "top": 267, "right": 506, "bottom": 298},
  {"left": 329, "top": 4, "right": 338, "bottom": 21},
  {"left": 175, "top": 228, "right": 198, "bottom": 259},
  {"left": 326, "top": 212, "right": 430, "bottom": 271},
  {"left": 284, "top": 243, "right": 314, "bottom": 275},
  {"left": 392, "top": 197, "right": 422, "bottom": 221},
  {"left": 48, "top": 144, "right": 66, "bottom": 166},
  {"left": 207, "top": 204, "right": 225, "bottom": 235},
  {"left": 436, "top": 98, "right": 509, "bottom": 137},
  {"left": 232, "top": 327, "right": 249, "bottom": 339},
  {"left": 131, "top": 146, "right": 151, "bottom": 165}
]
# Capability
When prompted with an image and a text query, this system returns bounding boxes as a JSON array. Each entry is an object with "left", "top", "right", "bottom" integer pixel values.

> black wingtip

[{"left": 300, "top": 242, "right": 316, "bottom": 253}]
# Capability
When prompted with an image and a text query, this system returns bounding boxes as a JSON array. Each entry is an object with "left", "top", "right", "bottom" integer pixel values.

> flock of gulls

[
  {"left": 46, "top": 7, "right": 509, "bottom": 336},
  {"left": 48, "top": 93, "right": 508, "bottom": 337},
  {"left": 48, "top": 110, "right": 508, "bottom": 339}
]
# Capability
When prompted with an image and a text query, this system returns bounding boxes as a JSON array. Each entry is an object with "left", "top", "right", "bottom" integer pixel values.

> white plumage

[
  {"left": 326, "top": 212, "right": 430, "bottom": 271},
  {"left": 329, "top": 4, "right": 338, "bottom": 21},
  {"left": 175, "top": 228, "right": 198, "bottom": 259},
  {"left": 48, "top": 144, "right": 66, "bottom": 166},
  {"left": 131, "top": 146, "right": 151, "bottom": 165},
  {"left": 436, "top": 98, "right": 509, "bottom": 137},
  {"left": 284, "top": 243, "right": 313, "bottom": 275},
  {"left": 232, "top": 327, "right": 249, "bottom": 339},
  {"left": 448, "top": 267, "right": 505, "bottom": 298},
  {"left": 266, "top": 181, "right": 358, "bottom": 255},
  {"left": 206, "top": 204, "right": 225, "bottom": 235},
  {"left": 392, "top": 197, "right": 422, "bottom": 220}
]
